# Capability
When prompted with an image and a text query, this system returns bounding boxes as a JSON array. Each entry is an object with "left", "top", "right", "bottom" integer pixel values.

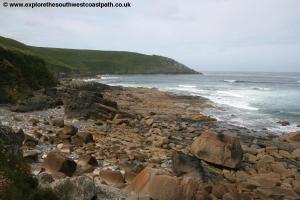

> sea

[{"left": 86, "top": 72, "right": 300, "bottom": 134}]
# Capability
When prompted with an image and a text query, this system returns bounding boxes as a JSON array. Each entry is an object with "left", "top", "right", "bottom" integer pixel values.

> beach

[{"left": 1, "top": 78, "right": 300, "bottom": 199}]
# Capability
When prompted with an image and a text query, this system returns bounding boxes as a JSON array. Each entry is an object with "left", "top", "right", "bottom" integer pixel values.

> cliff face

[
  {"left": 0, "top": 46, "right": 56, "bottom": 103},
  {"left": 0, "top": 36, "right": 200, "bottom": 75}
]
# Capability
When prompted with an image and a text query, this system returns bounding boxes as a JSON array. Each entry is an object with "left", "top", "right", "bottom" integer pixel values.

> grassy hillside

[
  {"left": 0, "top": 46, "right": 56, "bottom": 103},
  {"left": 0, "top": 36, "right": 200, "bottom": 74}
]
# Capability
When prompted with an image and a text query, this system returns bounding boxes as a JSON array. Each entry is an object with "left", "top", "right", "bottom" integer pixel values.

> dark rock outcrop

[
  {"left": 63, "top": 81, "right": 118, "bottom": 120},
  {"left": 10, "top": 94, "right": 62, "bottom": 112}
]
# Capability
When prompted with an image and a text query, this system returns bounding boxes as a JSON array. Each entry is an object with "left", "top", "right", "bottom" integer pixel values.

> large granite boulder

[
  {"left": 42, "top": 151, "right": 77, "bottom": 177},
  {"left": 281, "top": 131, "right": 300, "bottom": 145},
  {"left": 172, "top": 151, "right": 205, "bottom": 180},
  {"left": 191, "top": 130, "right": 243, "bottom": 169},
  {"left": 126, "top": 167, "right": 183, "bottom": 200}
]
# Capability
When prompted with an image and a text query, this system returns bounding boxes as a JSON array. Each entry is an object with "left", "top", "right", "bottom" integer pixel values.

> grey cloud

[{"left": 0, "top": 0, "right": 300, "bottom": 72}]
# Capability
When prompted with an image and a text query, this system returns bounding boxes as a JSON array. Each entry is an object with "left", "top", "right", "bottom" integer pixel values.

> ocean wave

[
  {"left": 101, "top": 76, "right": 119, "bottom": 80},
  {"left": 83, "top": 78, "right": 100, "bottom": 82},
  {"left": 223, "top": 80, "right": 237, "bottom": 83},
  {"left": 208, "top": 96, "right": 259, "bottom": 111},
  {"left": 178, "top": 84, "right": 197, "bottom": 88},
  {"left": 224, "top": 80, "right": 275, "bottom": 84},
  {"left": 252, "top": 87, "right": 270, "bottom": 91},
  {"left": 216, "top": 91, "right": 244, "bottom": 98}
]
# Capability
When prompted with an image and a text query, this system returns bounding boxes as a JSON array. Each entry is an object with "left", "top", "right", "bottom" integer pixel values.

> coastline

[{"left": 1, "top": 79, "right": 300, "bottom": 199}]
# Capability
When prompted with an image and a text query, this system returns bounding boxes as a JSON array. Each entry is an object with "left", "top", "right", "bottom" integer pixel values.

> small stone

[
  {"left": 291, "top": 149, "right": 300, "bottom": 160},
  {"left": 99, "top": 168, "right": 125, "bottom": 188},
  {"left": 145, "top": 118, "right": 154, "bottom": 126},
  {"left": 23, "top": 134, "right": 38, "bottom": 147},
  {"left": 29, "top": 118, "right": 39, "bottom": 126},
  {"left": 23, "top": 149, "right": 40, "bottom": 162},
  {"left": 52, "top": 118, "right": 64, "bottom": 128},
  {"left": 42, "top": 151, "right": 77, "bottom": 177}
]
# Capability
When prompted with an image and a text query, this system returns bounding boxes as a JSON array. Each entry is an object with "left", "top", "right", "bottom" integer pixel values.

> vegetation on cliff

[
  {"left": 0, "top": 46, "right": 56, "bottom": 103},
  {"left": 0, "top": 36, "right": 200, "bottom": 74}
]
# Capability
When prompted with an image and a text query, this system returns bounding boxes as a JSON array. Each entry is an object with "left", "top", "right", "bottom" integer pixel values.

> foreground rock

[
  {"left": 47, "top": 176, "right": 96, "bottom": 200},
  {"left": 126, "top": 167, "right": 183, "bottom": 200},
  {"left": 42, "top": 151, "right": 77, "bottom": 177},
  {"left": 191, "top": 130, "right": 243, "bottom": 169}
]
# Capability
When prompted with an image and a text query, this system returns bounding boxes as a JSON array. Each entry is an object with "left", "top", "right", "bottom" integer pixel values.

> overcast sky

[{"left": 1, "top": 0, "right": 300, "bottom": 72}]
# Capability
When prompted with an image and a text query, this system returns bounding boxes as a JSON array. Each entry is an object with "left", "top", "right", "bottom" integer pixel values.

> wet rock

[
  {"left": 51, "top": 117, "right": 64, "bottom": 128},
  {"left": 190, "top": 130, "right": 243, "bottom": 169},
  {"left": 99, "top": 168, "right": 125, "bottom": 188},
  {"left": 277, "top": 121, "right": 290, "bottom": 126},
  {"left": 42, "top": 151, "right": 77, "bottom": 177}
]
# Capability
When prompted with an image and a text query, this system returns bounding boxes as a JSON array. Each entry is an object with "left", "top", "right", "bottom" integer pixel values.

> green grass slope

[
  {"left": 0, "top": 46, "right": 56, "bottom": 103},
  {"left": 0, "top": 36, "right": 200, "bottom": 74}
]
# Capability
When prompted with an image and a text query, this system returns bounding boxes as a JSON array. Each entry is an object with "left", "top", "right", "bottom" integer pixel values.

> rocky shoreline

[{"left": 0, "top": 79, "right": 300, "bottom": 200}]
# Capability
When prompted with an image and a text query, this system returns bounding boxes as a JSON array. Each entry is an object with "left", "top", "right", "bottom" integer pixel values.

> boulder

[
  {"left": 291, "top": 149, "right": 300, "bottom": 160},
  {"left": 281, "top": 131, "right": 300, "bottom": 143},
  {"left": 190, "top": 130, "right": 243, "bottom": 169},
  {"left": 77, "top": 132, "right": 94, "bottom": 144},
  {"left": 126, "top": 167, "right": 183, "bottom": 200},
  {"left": 0, "top": 125, "right": 23, "bottom": 157},
  {"left": 223, "top": 192, "right": 252, "bottom": 200},
  {"left": 23, "top": 134, "right": 38, "bottom": 147},
  {"left": 42, "top": 151, "right": 77, "bottom": 177},
  {"left": 56, "top": 125, "right": 78, "bottom": 141},
  {"left": 172, "top": 151, "right": 205, "bottom": 179},
  {"left": 99, "top": 169, "right": 125, "bottom": 188},
  {"left": 50, "top": 176, "right": 96, "bottom": 200},
  {"left": 23, "top": 149, "right": 40, "bottom": 162},
  {"left": 28, "top": 118, "right": 39, "bottom": 126},
  {"left": 10, "top": 94, "right": 62, "bottom": 112},
  {"left": 277, "top": 121, "right": 290, "bottom": 126},
  {"left": 51, "top": 118, "right": 64, "bottom": 128},
  {"left": 77, "top": 155, "right": 98, "bottom": 173}
]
